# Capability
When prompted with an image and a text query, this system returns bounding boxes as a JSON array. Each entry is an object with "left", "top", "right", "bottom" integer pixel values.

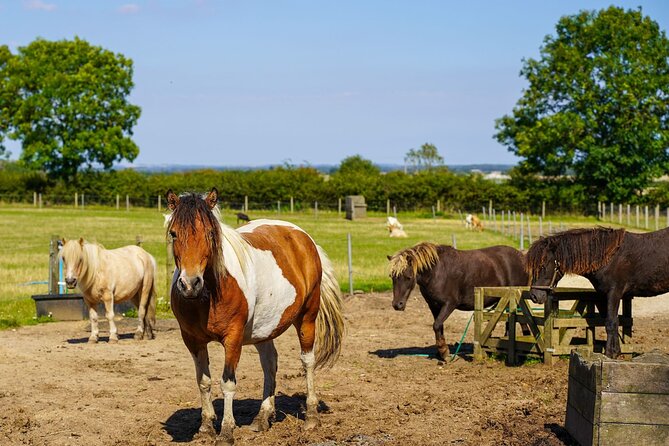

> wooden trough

[
  {"left": 473, "top": 287, "right": 639, "bottom": 365},
  {"left": 566, "top": 349, "right": 669, "bottom": 446}
]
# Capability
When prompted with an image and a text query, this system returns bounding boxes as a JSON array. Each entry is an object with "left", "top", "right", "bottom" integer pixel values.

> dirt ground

[{"left": 1, "top": 287, "right": 669, "bottom": 446}]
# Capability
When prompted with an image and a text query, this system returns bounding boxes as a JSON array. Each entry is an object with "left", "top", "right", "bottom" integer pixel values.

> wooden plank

[
  {"left": 600, "top": 393, "right": 669, "bottom": 424},
  {"left": 601, "top": 361, "right": 669, "bottom": 394},
  {"left": 480, "top": 338, "right": 541, "bottom": 355},
  {"left": 552, "top": 317, "right": 633, "bottom": 329},
  {"left": 507, "top": 289, "right": 517, "bottom": 366},
  {"left": 479, "top": 293, "right": 510, "bottom": 346},
  {"left": 473, "top": 287, "right": 484, "bottom": 361},
  {"left": 518, "top": 295, "right": 545, "bottom": 351},
  {"left": 565, "top": 402, "right": 596, "bottom": 446},
  {"left": 599, "top": 424, "right": 669, "bottom": 446}
]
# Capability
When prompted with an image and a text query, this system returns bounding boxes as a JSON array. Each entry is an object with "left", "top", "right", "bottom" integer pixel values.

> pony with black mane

[
  {"left": 527, "top": 226, "right": 669, "bottom": 358},
  {"left": 165, "top": 188, "right": 344, "bottom": 445},
  {"left": 388, "top": 242, "right": 528, "bottom": 360}
]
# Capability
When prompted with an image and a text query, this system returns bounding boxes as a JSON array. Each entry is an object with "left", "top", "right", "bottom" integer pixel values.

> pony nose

[
  {"left": 178, "top": 275, "right": 203, "bottom": 297},
  {"left": 65, "top": 277, "right": 77, "bottom": 289},
  {"left": 393, "top": 301, "right": 405, "bottom": 311}
]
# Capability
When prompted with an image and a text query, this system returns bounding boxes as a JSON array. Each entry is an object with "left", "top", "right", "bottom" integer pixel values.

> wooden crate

[
  {"left": 566, "top": 349, "right": 669, "bottom": 446},
  {"left": 473, "top": 287, "right": 639, "bottom": 365}
]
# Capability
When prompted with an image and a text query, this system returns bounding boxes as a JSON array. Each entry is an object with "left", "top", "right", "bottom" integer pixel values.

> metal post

[
  {"left": 645, "top": 206, "right": 649, "bottom": 229},
  {"left": 527, "top": 215, "right": 532, "bottom": 244},
  {"left": 81, "top": 193, "right": 84, "bottom": 210},
  {"left": 158, "top": 195, "right": 161, "bottom": 212},
  {"left": 314, "top": 201, "right": 318, "bottom": 217},
  {"left": 126, "top": 194, "right": 130, "bottom": 211},
  {"left": 655, "top": 205, "right": 660, "bottom": 230},
  {"left": 636, "top": 205, "right": 639, "bottom": 227},
  {"left": 618, "top": 204, "right": 622, "bottom": 225},
  {"left": 347, "top": 233, "right": 353, "bottom": 295},
  {"left": 116, "top": 194, "right": 120, "bottom": 210},
  {"left": 627, "top": 204, "right": 630, "bottom": 226}
]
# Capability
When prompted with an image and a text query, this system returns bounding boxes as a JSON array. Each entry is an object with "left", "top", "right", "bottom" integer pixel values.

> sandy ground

[{"left": 1, "top": 286, "right": 668, "bottom": 446}]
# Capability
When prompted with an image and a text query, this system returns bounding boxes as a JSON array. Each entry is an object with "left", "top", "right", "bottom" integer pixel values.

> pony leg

[
  {"left": 102, "top": 295, "right": 118, "bottom": 343},
  {"left": 605, "top": 293, "right": 622, "bottom": 358},
  {"left": 249, "top": 340, "right": 278, "bottom": 432},
  {"left": 296, "top": 309, "right": 320, "bottom": 431},
  {"left": 433, "top": 302, "right": 456, "bottom": 360},
  {"left": 217, "top": 334, "right": 243, "bottom": 446},
  {"left": 88, "top": 305, "right": 99, "bottom": 343},
  {"left": 133, "top": 293, "right": 146, "bottom": 341},
  {"left": 186, "top": 339, "right": 216, "bottom": 438}
]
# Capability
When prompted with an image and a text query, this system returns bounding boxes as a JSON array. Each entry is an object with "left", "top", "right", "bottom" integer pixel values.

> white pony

[
  {"left": 387, "top": 216, "right": 408, "bottom": 238},
  {"left": 59, "top": 238, "right": 157, "bottom": 343}
]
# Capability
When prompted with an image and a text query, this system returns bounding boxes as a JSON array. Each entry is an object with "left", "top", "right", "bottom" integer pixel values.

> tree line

[{"left": 4, "top": 156, "right": 669, "bottom": 214}]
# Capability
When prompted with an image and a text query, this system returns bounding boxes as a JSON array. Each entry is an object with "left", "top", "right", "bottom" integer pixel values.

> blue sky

[{"left": 2, "top": 1, "right": 668, "bottom": 167}]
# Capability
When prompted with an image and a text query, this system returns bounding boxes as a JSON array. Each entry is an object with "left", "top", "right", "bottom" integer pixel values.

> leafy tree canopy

[
  {"left": 404, "top": 143, "right": 444, "bottom": 172},
  {"left": 494, "top": 6, "right": 669, "bottom": 202},
  {"left": 0, "top": 37, "right": 141, "bottom": 180},
  {"left": 334, "top": 155, "right": 380, "bottom": 176}
]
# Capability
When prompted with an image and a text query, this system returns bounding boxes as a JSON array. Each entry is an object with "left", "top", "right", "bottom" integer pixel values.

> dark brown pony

[
  {"left": 166, "top": 189, "right": 344, "bottom": 445},
  {"left": 388, "top": 242, "right": 528, "bottom": 359},
  {"left": 527, "top": 226, "right": 669, "bottom": 358}
]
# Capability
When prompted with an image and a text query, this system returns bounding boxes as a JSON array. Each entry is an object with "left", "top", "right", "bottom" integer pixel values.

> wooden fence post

[
  {"left": 158, "top": 195, "right": 161, "bottom": 212},
  {"left": 33, "top": 192, "right": 37, "bottom": 207},
  {"left": 314, "top": 201, "right": 318, "bottom": 217},
  {"left": 527, "top": 215, "right": 532, "bottom": 244},
  {"left": 116, "top": 194, "right": 120, "bottom": 210},
  {"left": 655, "top": 205, "right": 660, "bottom": 231},
  {"left": 542, "top": 200, "right": 546, "bottom": 219},
  {"left": 290, "top": 196, "right": 294, "bottom": 213},
  {"left": 452, "top": 234, "right": 457, "bottom": 249},
  {"left": 338, "top": 198, "right": 341, "bottom": 216},
  {"left": 618, "top": 204, "right": 622, "bottom": 225},
  {"left": 244, "top": 196, "right": 248, "bottom": 212},
  {"left": 126, "top": 194, "right": 130, "bottom": 211},
  {"left": 277, "top": 200, "right": 281, "bottom": 214},
  {"left": 627, "top": 204, "right": 630, "bottom": 226},
  {"left": 520, "top": 213, "right": 524, "bottom": 250},
  {"left": 636, "top": 205, "right": 640, "bottom": 227},
  {"left": 81, "top": 193, "right": 85, "bottom": 210},
  {"left": 75, "top": 192, "right": 78, "bottom": 209},
  {"left": 386, "top": 199, "right": 390, "bottom": 216},
  {"left": 539, "top": 217, "right": 543, "bottom": 237}
]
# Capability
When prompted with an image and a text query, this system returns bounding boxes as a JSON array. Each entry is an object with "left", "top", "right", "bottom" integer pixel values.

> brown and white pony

[
  {"left": 59, "top": 238, "right": 157, "bottom": 342},
  {"left": 165, "top": 188, "right": 344, "bottom": 445}
]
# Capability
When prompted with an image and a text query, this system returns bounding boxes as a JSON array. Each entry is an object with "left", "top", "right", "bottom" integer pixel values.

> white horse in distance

[{"left": 387, "top": 216, "right": 408, "bottom": 238}]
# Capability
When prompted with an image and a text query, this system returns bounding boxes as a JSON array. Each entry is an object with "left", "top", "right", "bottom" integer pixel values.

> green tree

[
  {"left": 494, "top": 7, "right": 669, "bottom": 202},
  {"left": 0, "top": 37, "right": 141, "bottom": 180},
  {"left": 329, "top": 155, "right": 381, "bottom": 198},
  {"left": 404, "top": 143, "right": 444, "bottom": 172}
]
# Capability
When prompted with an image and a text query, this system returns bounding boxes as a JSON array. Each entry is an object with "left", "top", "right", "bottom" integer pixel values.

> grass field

[{"left": 0, "top": 205, "right": 608, "bottom": 328}]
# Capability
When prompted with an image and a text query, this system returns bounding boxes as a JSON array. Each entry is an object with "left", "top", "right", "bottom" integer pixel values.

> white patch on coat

[{"left": 223, "top": 219, "right": 303, "bottom": 343}]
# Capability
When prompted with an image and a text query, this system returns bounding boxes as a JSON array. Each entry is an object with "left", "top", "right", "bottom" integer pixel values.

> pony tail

[{"left": 314, "top": 245, "right": 345, "bottom": 370}]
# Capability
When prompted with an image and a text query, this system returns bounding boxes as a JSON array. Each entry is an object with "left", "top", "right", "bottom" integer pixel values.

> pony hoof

[
  {"left": 108, "top": 337, "right": 119, "bottom": 344},
  {"left": 134, "top": 332, "right": 143, "bottom": 341},
  {"left": 194, "top": 425, "right": 215, "bottom": 440},
  {"left": 88, "top": 337, "right": 98, "bottom": 344},
  {"left": 248, "top": 417, "right": 271, "bottom": 432},
  {"left": 303, "top": 417, "right": 320, "bottom": 431},
  {"left": 215, "top": 428, "right": 235, "bottom": 446}
]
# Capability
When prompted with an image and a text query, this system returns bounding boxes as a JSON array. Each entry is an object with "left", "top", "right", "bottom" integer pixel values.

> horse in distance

[
  {"left": 165, "top": 188, "right": 344, "bottom": 445},
  {"left": 388, "top": 242, "right": 527, "bottom": 360},
  {"left": 527, "top": 226, "right": 669, "bottom": 358},
  {"left": 59, "top": 238, "right": 157, "bottom": 343},
  {"left": 465, "top": 214, "right": 484, "bottom": 231}
]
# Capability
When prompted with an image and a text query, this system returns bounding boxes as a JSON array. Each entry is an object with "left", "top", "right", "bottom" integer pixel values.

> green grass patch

[{"left": 0, "top": 205, "right": 607, "bottom": 328}]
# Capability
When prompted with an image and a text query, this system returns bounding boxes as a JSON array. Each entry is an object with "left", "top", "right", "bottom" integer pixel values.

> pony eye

[{"left": 170, "top": 231, "right": 177, "bottom": 239}]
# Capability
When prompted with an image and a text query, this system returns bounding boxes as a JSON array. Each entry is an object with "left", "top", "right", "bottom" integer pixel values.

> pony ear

[
  {"left": 387, "top": 255, "right": 392, "bottom": 261},
  {"left": 78, "top": 237, "right": 84, "bottom": 246},
  {"left": 166, "top": 189, "right": 179, "bottom": 211},
  {"left": 205, "top": 188, "right": 218, "bottom": 210},
  {"left": 61, "top": 238, "right": 67, "bottom": 244}
]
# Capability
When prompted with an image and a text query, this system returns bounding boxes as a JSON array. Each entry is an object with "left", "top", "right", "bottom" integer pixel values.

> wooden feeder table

[{"left": 473, "top": 287, "right": 639, "bottom": 365}]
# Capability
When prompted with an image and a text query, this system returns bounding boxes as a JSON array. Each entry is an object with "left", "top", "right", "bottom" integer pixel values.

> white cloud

[
  {"left": 118, "top": 3, "right": 140, "bottom": 14},
  {"left": 24, "top": 0, "right": 56, "bottom": 11}
]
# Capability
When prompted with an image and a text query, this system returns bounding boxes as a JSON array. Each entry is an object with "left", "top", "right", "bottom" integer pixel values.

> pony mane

[
  {"left": 389, "top": 242, "right": 441, "bottom": 278},
  {"left": 61, "top": 239, "right": 101, "bottom": 288},
  {"left": 166, "top": 192, "right": 251, "bottom": 280},
  {"left": 526, "top": 227, "right": 625, "bottom": 278}
]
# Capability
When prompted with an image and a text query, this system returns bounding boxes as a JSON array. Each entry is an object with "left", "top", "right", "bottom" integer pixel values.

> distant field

[{"left": 0, "top": 205, "right": 610, "bottom": 328}]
